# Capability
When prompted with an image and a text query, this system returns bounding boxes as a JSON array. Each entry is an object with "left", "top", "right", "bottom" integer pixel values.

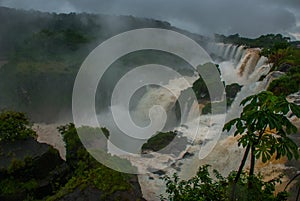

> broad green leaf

[{"left": 290, "top": 103, "right": 300, "bottom": 118}]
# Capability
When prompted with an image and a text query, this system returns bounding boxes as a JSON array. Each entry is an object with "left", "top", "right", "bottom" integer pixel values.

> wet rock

[
  {"left": 182, "top": 152, "right": 194, "bottom": 159},
  {"left": 171, "top": 163, "right": 181, "bottom": 171},
  {"left": 147, "top": 168, "right": 166, "bottom": 176}
]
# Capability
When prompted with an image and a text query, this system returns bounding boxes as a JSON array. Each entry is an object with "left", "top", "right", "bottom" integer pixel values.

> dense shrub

[
  {"left": 0, "top": 111, "right": 36, "bottom": 142},
  {"left": 161, "top": 165, "right": 288, "bottom": 201}
]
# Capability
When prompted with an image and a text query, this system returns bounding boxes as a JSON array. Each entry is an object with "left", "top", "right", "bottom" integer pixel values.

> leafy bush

[
  {"left": 268, "top": 73, "right": 300, "bottom": 96},
  {"left": 161, "top": 165, "right": 288, "bottom": 201},
  {"left": 0, "top": 178, "right": 38, "bottom": 196},
  {"left": 0, "top": 111, "right": 36, "bottom": 142}
]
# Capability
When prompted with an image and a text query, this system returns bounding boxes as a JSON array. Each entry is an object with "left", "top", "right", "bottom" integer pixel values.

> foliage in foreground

[
  {"left": 223, "top": 91, "right": 299, "bottom": 175},
  {"left": 223, "top": 91, "right": 299, "bottom": 200},
  {"left": 163, "top": 91, "right": 300, "bottom": 201},
  {"left": 161, "top": 165, "right": 287, "bottom": 201}
]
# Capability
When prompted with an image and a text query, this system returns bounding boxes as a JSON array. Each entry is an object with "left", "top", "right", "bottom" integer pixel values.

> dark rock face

[
  {"left": 0, "top": 138, "right": 66, "bottom": 201},
  {"left": 0, "top": 137, "right": 56, "bottom": 169},
  {"left": 0, "top": 137, "right": 146, "bottom": 201},
  {"left": 58, "top": 178, "right": 145, "bottom": 201},
  {"left": 58, "top": 183, "right": 146, "bottom": 201}
]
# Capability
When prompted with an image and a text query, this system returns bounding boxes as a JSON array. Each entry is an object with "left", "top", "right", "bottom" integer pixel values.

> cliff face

[
  {"left": 0, "top": 138, "right": 67, "bottom": 200},
  {"left": 57, "top": 177, "right": 145, "bottom": 201},
  {"left": 0, "top": 136, "right": 145, "bottom": 201}
]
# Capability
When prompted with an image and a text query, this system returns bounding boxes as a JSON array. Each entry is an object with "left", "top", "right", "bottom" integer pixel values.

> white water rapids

[
  {"left": 34, "top": 42, "right": 297, "bottom": 201},
  {"left": 131, "top": 43, "right": 276, "bottom": 200}
]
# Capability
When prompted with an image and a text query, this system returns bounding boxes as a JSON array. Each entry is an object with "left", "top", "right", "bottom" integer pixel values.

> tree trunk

[
  {"left": 248, "top": 145, "right": 256, "bottom": 195},
  {"left": 249, "top": 145, "right": 255, "bottom": 177},
  {"left": 230, "top": 144, "right": 251, "bottom": 201}
]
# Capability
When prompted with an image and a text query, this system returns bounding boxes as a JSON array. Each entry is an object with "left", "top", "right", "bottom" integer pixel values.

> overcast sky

[{"left": 1, "top": 0, "right": 300, "bottom": 40}]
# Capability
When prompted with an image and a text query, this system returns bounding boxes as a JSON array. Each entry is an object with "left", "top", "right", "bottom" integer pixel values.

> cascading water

[
  {"left": 33, "top": 41, "right": 280, "bottom": 200},
  {"left": 105, "top": 76, "right": 198, "bottom": 156},
  {"left": 136, "top": 42, "right": 274, "bottom": 200}
]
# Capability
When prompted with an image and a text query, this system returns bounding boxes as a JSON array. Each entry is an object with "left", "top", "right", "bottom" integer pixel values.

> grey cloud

[{"left": 0, "top": 0, "right": 299, "bottom": 38}]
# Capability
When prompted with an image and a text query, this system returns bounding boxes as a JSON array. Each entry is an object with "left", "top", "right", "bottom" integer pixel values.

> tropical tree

[{"left": 223, "top": 91, "right": 300, "bottom": 200}]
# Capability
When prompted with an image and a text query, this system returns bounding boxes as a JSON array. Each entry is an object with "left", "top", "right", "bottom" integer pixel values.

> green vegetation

[
  {"left": 161, "top": 165, "right": 287, "bottom": 201},
  {"left": 268, "top": 73, "right": 300, "bottom": 96},
  {"left": 191, "top": 76, "right": 210, "bottom": 101},
  {"left": 1, "top": 7, "right": 300, "bottom": 201},
  {"left": 48, "top": 123, "right": 140, "bottom": 200},
  {"left": 0, "top": 156, "right": 38, "bottom": 198},
  {"left": 215, "top": 33, "right": 291, "bottom": 49},
  {"left": 266, "top": 47, "right": 300, "bottom": 96},
  {"left": 163, "top": 92, "right": 300, "bottom": 200},
  {"left": 142, "top": 131, "right": 178, "bottom": 152},
  {"left": 223, "top": 91, "right": 300, "bottom": 200},
  {"left": 0, "top": 178, "right": 38, "bottom": 196},
  {"left": 0, "top": 7, "right": 198, "bottom": 123},
  {"left": 0, "top": 111, "right": 36, "bottom": 142},
  {"left": 0, "top": 111, "right": 143, "bottom": 200},
  {"left": 0, "top": 110, "right": 64, "bottom": 200},
  {"left": 217, "top": 33, "right": 300, "bottom": 96}
]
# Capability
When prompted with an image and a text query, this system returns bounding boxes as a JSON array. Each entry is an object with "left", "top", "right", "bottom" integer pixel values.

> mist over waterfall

[
  {"left": 1, "top": 6, "right": 299, "bottom": 201},
  {"left": 205, "top": 43, "right": 269, "bottom": 85},
  {"left": 136, "top": 43, "right": 272, "bottom": 200},
  {"left": 203, "top": 43, "right": 271, "bottom": 120},
  {"left": 77, "top": 42, "right": 272, "bottom": 201},
  {"left": 103, "top": 76, "right": 198, "bottom": 156},
  {"left": 103, "top": 43, "right": 271, "bottom": 155}
]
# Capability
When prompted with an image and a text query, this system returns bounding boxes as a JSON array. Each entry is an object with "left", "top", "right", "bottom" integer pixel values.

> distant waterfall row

[
  {"left": 205, "top": 43, "right": 269, "bottom": 85},
  {"left": 205, "top": 43, "right": 246, "bottom": 64}
]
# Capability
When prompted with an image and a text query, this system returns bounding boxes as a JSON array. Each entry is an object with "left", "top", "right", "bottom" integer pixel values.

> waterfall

[
  {"left": 211, "top": 44, "right": 271, "bottom": 120},
  {"left": 224, "top": 44, "right": 232, "bottom": 60},
  {"left": 205, "top": 43, "right": 246, "bottom": 63},
  {"left": 105, "top": 76, "right": 198, "bottom": 156},
  {"left": 229, "top": 45, "right": 238, "bottom": 60},
  {"left": 137, "top": 43, "right": 273, "bottom": 200},
  {"left": 234, "top": 46, "right": 246, "bottom": 64},
  {"left": 237, "top": 49, "right": 261, "bottom": 78},
  {"left": 205, "top": 43, "right": 267, "bottom": 86},
  {"left": 226, "top": 64, "right": 271, "bottom": 121},
  {"left": 28, "top": 39, "right": 280, "bottom": 200},
  {"left": 134, "top": 76, "right": 197, "bottom": 124},
  {"left": 255, "top": 56, "right": 268, "bottom": 70}
]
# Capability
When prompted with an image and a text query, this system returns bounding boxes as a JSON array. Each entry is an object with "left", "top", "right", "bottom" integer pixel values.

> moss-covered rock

[
  {"left": 47, "top": 123, "right": 145, "bottom": 201},
  {"left": 0, "top": 138, "right": 66, "bottom": 201}
]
